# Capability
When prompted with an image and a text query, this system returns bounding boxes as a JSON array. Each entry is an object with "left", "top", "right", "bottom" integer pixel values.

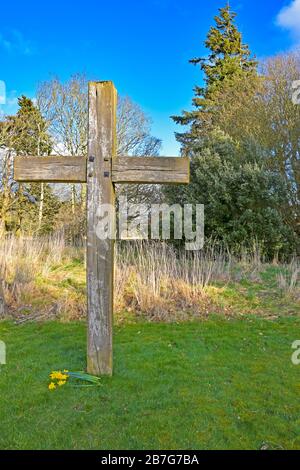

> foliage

[
  {"left": 211, "top": 53, "right": 300, "bottom": 237},
  {"left": 165, "top": 132, "right": 298, "bottom": 258},
  {"left": 170, "top": 5, "right": 298, "bottom": 256},
  {"left": 0, "top": 76, "right": 161, "bottom": 237},
  {"left": 5, "top": 96, "right": 51, "bottom": 156}
]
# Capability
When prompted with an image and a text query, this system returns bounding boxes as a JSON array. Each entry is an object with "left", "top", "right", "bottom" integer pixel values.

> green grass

[
  {"left": 208, "top": 265, "right": 300, "bottom": 318},
  {"left": 1, "top": 317, "right": 300, "bottom": 450}
]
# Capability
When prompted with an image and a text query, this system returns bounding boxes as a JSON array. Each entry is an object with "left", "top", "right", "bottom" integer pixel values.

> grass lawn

[{"left": 1, "top": 317, "right": 300, "bottom": 450}]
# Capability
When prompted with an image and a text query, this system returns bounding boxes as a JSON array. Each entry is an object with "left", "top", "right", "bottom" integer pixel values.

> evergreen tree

[
  {"left": 173, "top": 5, "right": 257, "bottom": 149},
  {"left": 7, "top": 95, "right": 51, "bottom": 156},
  {"left": 165, "top": 5, "right": 296, "bottom": 257},
  {"left": 3, "top": 96, "right": 60, "bottom": 234}
]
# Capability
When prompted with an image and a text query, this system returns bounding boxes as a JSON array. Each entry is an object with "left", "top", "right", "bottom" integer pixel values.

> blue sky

[{"left": 0, "top": 0, "right": 299, "bottom": 154}]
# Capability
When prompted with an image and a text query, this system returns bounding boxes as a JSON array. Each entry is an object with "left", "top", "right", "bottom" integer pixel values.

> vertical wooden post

[{"left": 87, "top": 81, "right": 117, "bottom": 376}]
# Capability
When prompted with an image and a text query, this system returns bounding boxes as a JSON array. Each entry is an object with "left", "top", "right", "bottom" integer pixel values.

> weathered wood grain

[
  {"left": 112, "top": 156, "right": 190, "bottom": 184},
  {"left": 87, "top": 81, "right": 117, "bottom": 376},
  {"left": 14, "top": 156, "right": 87, "bottom": 183},
  {"left": 14, "top": 155, "right": 190, "bottom": 185},
  {"left": 13, "top": 80, "right": 191, "bottom": 378}
]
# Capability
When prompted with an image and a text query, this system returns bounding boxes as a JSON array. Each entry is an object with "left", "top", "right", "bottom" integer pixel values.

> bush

[{"left": 164, "top": 133, "right": 298, "bottom": 259}]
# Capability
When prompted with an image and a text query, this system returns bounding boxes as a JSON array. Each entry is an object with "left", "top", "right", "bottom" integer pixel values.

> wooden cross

[{"left": 14, "top": 81, "right": 190, "bottom": 376}]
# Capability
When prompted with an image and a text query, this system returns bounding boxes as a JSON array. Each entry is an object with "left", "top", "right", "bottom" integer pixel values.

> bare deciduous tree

[
  {"left": 116, "top": 96, "right": 162, "bottom": 206},
  {"left": 37, "top": 76, "right": 162, "bottom": 211},
  {"left": 37, "top": 75, "right": 88, "bottom": 213},
  {"left": 211, "top": 52, "right": 300, "bottom": 235}
]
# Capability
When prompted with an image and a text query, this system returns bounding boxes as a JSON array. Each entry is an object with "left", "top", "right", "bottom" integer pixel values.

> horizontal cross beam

[
  {"left": 112, "top": 156, "right": 189, "bottom": 184},
  {"left": 14, "top": 155, "right": 190, "bottom": 184},
  {"left": 14, "top": 156, "right": 87, "bottom": 183}
]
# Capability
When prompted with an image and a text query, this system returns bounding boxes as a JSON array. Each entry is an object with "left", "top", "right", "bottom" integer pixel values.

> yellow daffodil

[
  {"left": 49, "top": 371, "right": 69, "bottom": 381},
  {"left": 48, "top": 368, "right": 101, "bottom": 391}
]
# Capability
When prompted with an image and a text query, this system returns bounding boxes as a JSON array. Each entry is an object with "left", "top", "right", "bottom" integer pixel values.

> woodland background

[{"left": 0, "top": 5, "right": 299, "bottom": 321}]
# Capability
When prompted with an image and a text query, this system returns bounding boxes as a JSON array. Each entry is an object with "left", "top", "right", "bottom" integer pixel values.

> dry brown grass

[
  {"left": 0, "top": 235, "right": 299, "bottom": 322},
  {"left": 0, "top": 234, "right": 85, "bottom": 318},
  {"left": 276, "top": 260, "right": 300, "bottom": 300},
  {"left": 114, "top": 241, "right": 231, "bottom": 321}
]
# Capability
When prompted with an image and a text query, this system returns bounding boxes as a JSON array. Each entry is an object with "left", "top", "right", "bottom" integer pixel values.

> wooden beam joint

[{"left": 14, "top": 155, "right": 190, "bottom": 185}]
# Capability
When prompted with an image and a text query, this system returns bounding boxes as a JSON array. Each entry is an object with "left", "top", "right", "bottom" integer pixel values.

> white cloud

[
  {"left": 277, "top": 0, "right": 300, "bottom": 41},
  {"left": 0, "top": 30, "right": 36, "bottom": 55}
]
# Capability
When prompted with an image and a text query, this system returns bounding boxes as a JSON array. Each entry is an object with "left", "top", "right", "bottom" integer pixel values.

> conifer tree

[
  {"left": 3, "top": 96, "right": 60, "bottom": 234},
  {"left": 173, "top": 4, "right": 257, "bottom": 149}
]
